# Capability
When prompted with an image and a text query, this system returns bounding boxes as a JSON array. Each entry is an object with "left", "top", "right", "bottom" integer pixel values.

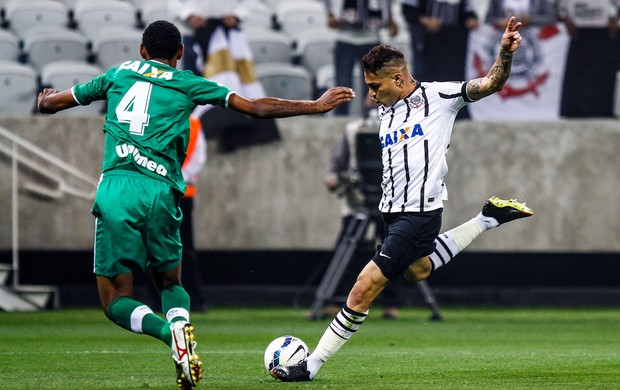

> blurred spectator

[
  {"left": 485, "top": 0, "right": 558, "bottom": 26},
  {"left": 558, "top": 0, "right": 620, "bottom": 117},
  {"left": 168, "top": 0, "right": 280, "bottom": 151},
  {"left": 401, "top": 0, "right": 479, "bottom": 82},
  {"left": 325, "top": 0, "right": 398, "bottom": 116},
  {"left": 401, "top": 0, "right": 479, "bottom": 118}
]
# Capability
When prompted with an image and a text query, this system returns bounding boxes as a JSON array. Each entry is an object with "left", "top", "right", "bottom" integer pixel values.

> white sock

[
  {"left": 429, "top": 214, "right": 493, "bottom": 271},
  {"left": 307, "top": 306, "right": 368, "bottom": 378}
]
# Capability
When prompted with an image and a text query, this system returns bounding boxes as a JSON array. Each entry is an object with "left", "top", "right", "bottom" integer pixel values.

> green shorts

[{"left": 92, "top": 170, "right": 183, "bottom": 277}]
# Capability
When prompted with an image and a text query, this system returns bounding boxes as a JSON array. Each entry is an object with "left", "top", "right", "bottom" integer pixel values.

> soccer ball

[{"left": 263, "top": 335, "right": 309, "bottom": 372}]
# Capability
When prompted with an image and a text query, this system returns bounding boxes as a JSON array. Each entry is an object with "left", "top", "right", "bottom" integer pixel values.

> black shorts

[{"left": 372, "top": 209, "right": 442, "bottom": 280}]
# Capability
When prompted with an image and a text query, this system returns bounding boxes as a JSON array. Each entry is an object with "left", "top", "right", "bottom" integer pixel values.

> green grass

[{"left": 0, "top": 307, "right": 619, "bottom": 389}]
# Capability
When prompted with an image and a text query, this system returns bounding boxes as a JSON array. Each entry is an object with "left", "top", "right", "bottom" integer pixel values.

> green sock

[
  {"left": 107, "top": 297, "right": 171, "bottom": 345},
  {"left": 161, "top": 284, "right": 191, "bottom": 323}
]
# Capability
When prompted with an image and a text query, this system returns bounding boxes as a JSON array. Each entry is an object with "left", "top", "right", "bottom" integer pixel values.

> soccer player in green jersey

[{"left": 37, "top": 20, "right": 355, "bottom": 389}]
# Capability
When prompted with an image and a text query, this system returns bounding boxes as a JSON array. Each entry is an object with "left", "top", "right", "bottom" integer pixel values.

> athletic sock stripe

[
  {"left": 328, "top": 324, "right": 349, "bottom": 340},
  {"left": 339, "top": 312, "right": 364, "bottom": 325},
  {"left": 342, "top": 306, "right": 367, "bottom": 318},
  {"left": 334, "top": 315, "right": 360, "bottom": 332},
  {"left": 432, "top": 250, "right": 446, "bottom": 267},
  {"left": 436, "top": 236, "right": 454, "bottom": 259}
]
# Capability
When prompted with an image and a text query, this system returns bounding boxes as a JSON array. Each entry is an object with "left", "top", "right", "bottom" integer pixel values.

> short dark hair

[
  {"left": 142, "top": 20, "right": 182, "bottom": 60},
  {"left": 362, "top": 44, "right": 406, "bottom": 75}
]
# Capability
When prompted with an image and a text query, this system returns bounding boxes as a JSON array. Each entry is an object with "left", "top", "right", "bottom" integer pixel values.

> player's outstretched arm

[
  {"left": 38, "top": 88, "right": 79, "bottom": 114},
  {"left": 228, "top": 87, "right": 356, "bottom": 118},
  {"left": 467, "top": 16, "right": 523, "bottom": 101}
]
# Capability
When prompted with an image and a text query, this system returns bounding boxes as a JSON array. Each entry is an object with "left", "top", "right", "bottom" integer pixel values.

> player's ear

[
  {"left": 393, "top": 73, "right": 403, "bottom": 87},
  {"left": 177, "top": 44, "right": 184, "bottom": 60},
  {"left": 139, "top": 44, "right": 148, "bottom": 60}
]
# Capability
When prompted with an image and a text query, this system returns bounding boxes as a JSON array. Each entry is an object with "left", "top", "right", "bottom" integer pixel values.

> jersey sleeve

[
  {"left": 71, "top": 72, "right": 109, "bottom": 106},
  {"left": 434, "top": 81, "right": 473, "bottom": 112},
  {"left": 190, "top": 77, "right": 233, "bottom": 108}
]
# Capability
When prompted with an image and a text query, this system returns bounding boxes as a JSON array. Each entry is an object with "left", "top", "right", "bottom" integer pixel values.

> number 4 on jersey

[{"left": 116, "top": 81, "right": 152, "bottom": 136}]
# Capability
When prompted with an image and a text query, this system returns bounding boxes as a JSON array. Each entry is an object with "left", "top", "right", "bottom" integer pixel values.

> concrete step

[
  {"left": 0, "top": 284, "right": 59, "bottom": 311},
  {"left": 0, "top": 263, "right": 13, "bottom": 286},
  {"left": 15, "top": 285, "right": 59, "bottom": 309}
]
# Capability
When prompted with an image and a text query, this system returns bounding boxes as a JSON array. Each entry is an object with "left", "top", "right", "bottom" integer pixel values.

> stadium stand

[
  {"left": 91, "top": 26, "right": 142, "bottom": 70},
  {"left": 22, "top": 26, "right": 88, "bottom": 72},
  {"left": 72, "top": 0, "right": 137, "bottom": 42},
  {"left": 255, "top": 62, "right": 313, "bottom": 101},
  {"left": 294, "top": 28, "right": 337, "bottom": 78},
  {"left": 0, "top": 61, "right": 37, "bottom": 114},
  {"left": 0, "top": 29, "right": 19, "bottom": 61},
  {"left": 275, "top": 0, "right": 327, "bottom": 38},
  {"left": 40, "top": 60, "right": 105, "bottom": 115},
  {"left": 246, "top": 28, "right": 293, "bottom": 65},
  {"left": 238, "top": 1, "right": 274, "bottom": 31},
  {"left": 139, "top": 1, "right": 170, "bottom": 26},
  {"left": 2, "top": 0, "right": 69, "bottom": 39}
]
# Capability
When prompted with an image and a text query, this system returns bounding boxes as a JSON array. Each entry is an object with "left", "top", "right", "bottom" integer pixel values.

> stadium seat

[
  {"left": 23, "top": 27, "right": 88, "bottom": 72},
  {"left": 294, "top": 28, "right": 337, "bottom": 77},
  {"left": 40, "top": 60, "right": 105, "bottom": 115},
  {"left": 0, "top": 29, "right": 19, "bottom": 62},
  {"left": 239, "top": 2, "right": 274, "bottom": 31},
  {"left": 0, "top": 61, "right": 37, "bottom": 114},
  {"left": 139, "top": 1, "right": 170, "bottom": 25},
  {"left": 315, "top": 63, "right": 335, "bottom": 92},
  {"left": 247, "top": 29, "right": 293, "bottom": 65},
  {"left": 92, "top": 27, "right": 142, "bottom": 70},
  {"left": 2, "top": 0, "right": 69, "bottom": 38},
  {"left": 255, "top": 62, "right": 313, "bottom": 101},
  {"left": 73, "top": 0, "right": 137, "bottom": 41},
  {"left": 275, "top": 1, "right": 327, "bottom": 38}
]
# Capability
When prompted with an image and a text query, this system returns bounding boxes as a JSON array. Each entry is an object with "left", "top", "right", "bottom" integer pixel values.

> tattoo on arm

[{"left": 467, "top": 50, "right": 513, "bottom": 100}]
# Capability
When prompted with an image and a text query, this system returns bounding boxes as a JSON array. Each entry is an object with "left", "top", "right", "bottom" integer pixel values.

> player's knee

[{"left": 405, "top": 258, "right": 432, "bottom": 282}]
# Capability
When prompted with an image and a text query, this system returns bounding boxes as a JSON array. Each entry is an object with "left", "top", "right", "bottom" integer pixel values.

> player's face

[{"left": 364, "top": 69, "right": 401, "bottom": 107}]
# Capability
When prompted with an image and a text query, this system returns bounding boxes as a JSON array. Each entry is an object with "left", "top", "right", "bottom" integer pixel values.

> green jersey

[{"left": 72, "top": 59, "right": 232, "bottom": 194}]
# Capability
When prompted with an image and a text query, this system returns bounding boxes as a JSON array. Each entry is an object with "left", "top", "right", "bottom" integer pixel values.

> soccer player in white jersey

[{"left": 271, "top": 16, "right": 533, "bottom": 382}]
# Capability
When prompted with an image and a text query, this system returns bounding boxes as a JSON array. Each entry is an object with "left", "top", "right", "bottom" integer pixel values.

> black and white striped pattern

[
  {"left": 377, "top": 81, "right": 472, "bottom": 214},
  {"left": 429, "top": 232, "right": 459, "bottom": 272},
  {"left": 328, "top": 306, "right": 368, "bottom": 341}
]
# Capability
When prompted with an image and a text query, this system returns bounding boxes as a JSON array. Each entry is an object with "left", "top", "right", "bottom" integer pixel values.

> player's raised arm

[
  {"left": 467, "top": 16, "right": 523, "bottom": 101},
  {"left": 227, "top": 87, "right": 356, "bottom": 118},
  {"left": 38, "top": 88, "right": 79, "bottom": 114}
]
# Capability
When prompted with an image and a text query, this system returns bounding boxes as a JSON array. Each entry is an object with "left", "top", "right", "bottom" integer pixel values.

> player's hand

[
  {"left": 501, "top": 16, "right": 523, "bottom": 53},
  {"left": 37, "top": 88, "right": 59, "bottom": 112},
  {"left": 315, "top": 87, "right": 356, "bottom": 113}
]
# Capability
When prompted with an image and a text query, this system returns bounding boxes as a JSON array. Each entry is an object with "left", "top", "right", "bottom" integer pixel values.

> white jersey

[{"left": 377, "top": 80, "right": 473, "bottom": 214}]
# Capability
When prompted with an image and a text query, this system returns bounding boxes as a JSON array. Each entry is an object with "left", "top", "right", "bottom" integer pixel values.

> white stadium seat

[
  {"left": 92, "top": 27, "right": 142, "bottom": 70},
  {"left": 255, "top": 62, "right": 313, "bottom": 101},
  {"left": 23, "top": 27, "right": 88, "bottom": 72},
  {"left": 0, "top": 61, "right": 37, "bottom": 114},
  {"left": 3, "top": 0, "right": 68, "bottom": 38},
  {"left": 247, "top": 29, "right": 293, "bottom": 65},
  {"left": 40, "top": 60, "right": 105, "bottom": 115},
  {"left": 140, "top": 1, "right": 171, "bottom": 25},
  {"left": 0, "top": 29, "right": 19, "bottom": 62},
  {"left": 294, "top": 28, "right": 337, "bottom": 77},
  {"left": 275, "top": 1, "right": 327, "bottom": 38},
  {"left": 73, "top": 0, "right": 137, "bottom": 41}
]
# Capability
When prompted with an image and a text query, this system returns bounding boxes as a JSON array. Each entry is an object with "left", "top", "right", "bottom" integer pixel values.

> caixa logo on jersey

[
  {"left": 472, "top": 25, "right": 558, "bottom": 99},
  {"left": 380, "top": 124, "right": 424, "bottom": 149}
]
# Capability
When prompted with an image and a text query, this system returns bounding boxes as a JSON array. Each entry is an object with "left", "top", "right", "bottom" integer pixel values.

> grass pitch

[{"left": 0, "top": 307, "right": 618, "bottom": 389}]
